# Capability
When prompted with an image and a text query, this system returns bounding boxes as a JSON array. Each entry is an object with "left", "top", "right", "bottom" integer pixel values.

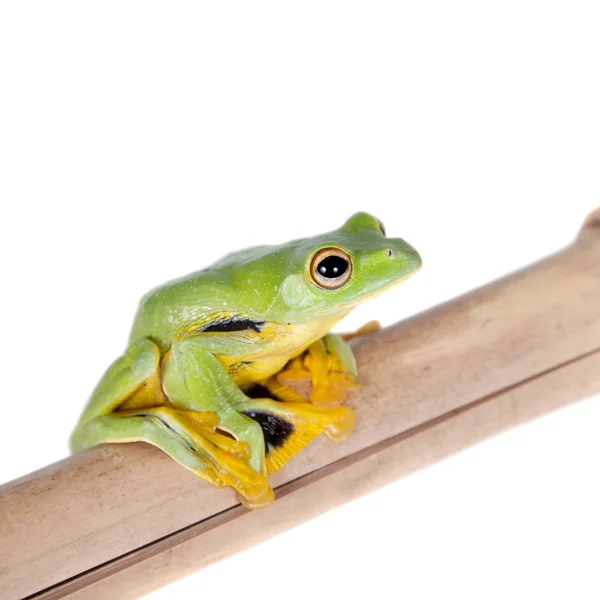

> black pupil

[{"left": 317, "top": 255, "right": 348, "bottom": 279}]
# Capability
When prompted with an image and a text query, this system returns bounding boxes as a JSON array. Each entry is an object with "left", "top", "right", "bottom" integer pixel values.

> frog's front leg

[
  {"left": 162, "top": 337, "right": 268, "bottom": 475},
  {"left": 164, "top": 338, "right": 354, "bottom": 479}
]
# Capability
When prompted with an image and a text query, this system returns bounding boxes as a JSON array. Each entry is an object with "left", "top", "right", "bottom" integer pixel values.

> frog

[{"left": 69, "top": 212, "right": 422, "bottom": 509}]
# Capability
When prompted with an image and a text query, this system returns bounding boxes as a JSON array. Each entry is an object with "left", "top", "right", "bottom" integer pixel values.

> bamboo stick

[{"left": 1, "top": 208, "right": 599, "bottom": 600}]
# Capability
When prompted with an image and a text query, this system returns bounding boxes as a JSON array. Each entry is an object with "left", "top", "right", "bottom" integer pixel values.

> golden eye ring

[{"left": 309, "top": 248, "right": 352, "bottom": 289}]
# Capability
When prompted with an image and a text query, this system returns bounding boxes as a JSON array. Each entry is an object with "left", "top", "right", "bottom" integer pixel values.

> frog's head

[{"left": 228, "top": 212, "right": 422, "bottom": 324}]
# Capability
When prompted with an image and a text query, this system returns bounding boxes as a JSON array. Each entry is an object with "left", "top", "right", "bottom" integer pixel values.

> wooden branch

[{"left": 1, "top": 208, "right": 599, "bottom": 600}]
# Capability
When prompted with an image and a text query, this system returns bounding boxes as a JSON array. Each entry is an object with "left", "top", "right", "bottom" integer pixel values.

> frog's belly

[
  {"left": 214, "top": 312, "right": 350, "bottom": 388},
  {"left": 217, "top": 353, "right": 291, "bottom": 388}
]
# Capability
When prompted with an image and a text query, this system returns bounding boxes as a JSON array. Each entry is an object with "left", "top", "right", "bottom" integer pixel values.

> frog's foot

[
  {"left": 273, "top": 332, "right": 364, "bottom": 407},
  {"left": 340, "top": 319, "right": 381, "bottom": 341},
  {"left": 71, "top": 406, "right": 274, "bottom": 509},
  {"left": 234, "top": 398, "right": 356, "bottom": 474}
]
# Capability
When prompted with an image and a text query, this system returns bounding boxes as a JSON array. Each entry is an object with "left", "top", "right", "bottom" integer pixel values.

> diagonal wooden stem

[{"left": 1, "top": 207, "right": 599, "bottom": 600}]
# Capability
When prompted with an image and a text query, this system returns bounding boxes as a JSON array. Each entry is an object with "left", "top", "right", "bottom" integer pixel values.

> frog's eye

[
  {"left": 310, "top": 248, "right": 352, "bottom": 289},
  {"left": 377, "top": 219, "right": 386, "bottom": 236}
]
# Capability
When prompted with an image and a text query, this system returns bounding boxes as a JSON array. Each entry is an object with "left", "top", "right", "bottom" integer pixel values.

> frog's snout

[
  {"left": 406, "top": 247, "right": 423, "bottom": 271},
  {"left": 388, "top": 238, "right": 422, "bottom": 272}
]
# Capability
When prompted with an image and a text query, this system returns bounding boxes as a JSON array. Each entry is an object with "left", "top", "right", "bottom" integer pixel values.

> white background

[{"left": 1, "top": 2, "right": 599, "bottom": 599}]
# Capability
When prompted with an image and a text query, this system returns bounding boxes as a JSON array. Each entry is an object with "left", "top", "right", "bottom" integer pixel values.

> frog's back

[
  {"left": 127, "top": 242, "right": 290, "bottom": 353},
  {"left": 128, "top": 269, "right": 239, "bottom": 352}
]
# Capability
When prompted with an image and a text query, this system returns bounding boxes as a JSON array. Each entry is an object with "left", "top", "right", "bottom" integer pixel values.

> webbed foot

[
  {"left": 71, "top": 406, "right": 274, "bottom": 509},
  {"left": 265, "top": 325, "right": 379, "bottom": 407},
  {"left": 235, "top": 396, "right": 355, "bottom": 474}
]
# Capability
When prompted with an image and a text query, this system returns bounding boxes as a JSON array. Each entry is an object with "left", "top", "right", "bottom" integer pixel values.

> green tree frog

[{"left": 70, "top": 212, "right": 422, "bottom": 508}]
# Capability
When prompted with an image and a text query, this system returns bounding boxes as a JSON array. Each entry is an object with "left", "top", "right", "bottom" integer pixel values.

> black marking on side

[
  {"left": 201, "top": 316, "right": 266, "bottom": 334},
  {"left": 244, "top": 384, "right": 282, "bottom": 402},
  {"left": 229, "top": 360, "right": 252, "bottom": 377},
  {"left": 243, "top": 410, "right": 294, "bottom": 455}
]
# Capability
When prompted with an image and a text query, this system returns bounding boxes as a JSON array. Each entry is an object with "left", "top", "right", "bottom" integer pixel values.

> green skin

[{"left": 70, "top": 212, "right": 422, "bottom": 505}]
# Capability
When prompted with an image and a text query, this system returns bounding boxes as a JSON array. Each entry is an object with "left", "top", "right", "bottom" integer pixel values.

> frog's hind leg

[
  {"left": 71, "top": 406, "right": 273, "bottom": 508},
  {"left": 70, "top": 409, "right": 224, "bottom": 488},
  {"left": 234, "top": 397, "right": 355, "bottom": 475},
  {"left": 70, "top": 337, "right": 164, "bottom": 442},
  {"left": 70, "top": 337, "right": 273, "bottom": 508}
]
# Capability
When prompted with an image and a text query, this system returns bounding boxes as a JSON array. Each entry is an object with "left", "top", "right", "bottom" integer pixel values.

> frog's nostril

[{"left": 385, "top": 249, "right": 394, "bottom": 258}]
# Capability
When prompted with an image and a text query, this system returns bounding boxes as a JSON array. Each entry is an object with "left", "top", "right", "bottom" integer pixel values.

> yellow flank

[
  {"left": 119, "top": 367, "right": 169, "bottom": 410},
  {"left": 216, "top": 311, "right": 350, "bottom": 387}
]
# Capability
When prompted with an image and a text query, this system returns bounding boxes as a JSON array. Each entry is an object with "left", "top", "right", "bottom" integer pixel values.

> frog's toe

[
  {"left": 309, "top": 372, "right": 361, "bottom": 407},
  {"left": 194, "top": 430, "right": 271, "bottom": 506},
  {"left": 271, "top": 333, "right": 362, "bottom": 408},
  {"left": 238, "top": 484, "right": 275, "bottom": 510},
  {"left": 340, "top": 319, "right": 381, "bottom": 341},
  {"left": 275, "top": 355, "right": 360, "bottom": 408},
  {"left": 188, "top": 425, "right": 252, "bottom": 462},
  {"left": 175, "top": 435, "right": 272, "bottom": 508},
  {"left": 235, "top": 399, "right": 356, "bottom": 475},
  {"left": 320, "top": 405, "right": 355, "bottom": 442},
  {"left": 211, "top": 450, "right": 274, "bottom": 509}
]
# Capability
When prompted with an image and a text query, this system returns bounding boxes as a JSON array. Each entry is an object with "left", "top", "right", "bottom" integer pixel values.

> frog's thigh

[
  {"left": 70, "top": 338, "right": 161, "bottom": 452},
  {"left": 163, "top": 337, "right": 266, "bottom": 474},
  {"left": 74, "top": 407, "right": 273, "bottom": 508},
  {"left": 70, "top": 410, "right": 222, "bottom": 487},
  {"left": 233, "top": 398, "right": 356, "bottom": 475},
  {"left": 276, "top": 333, "right": 360, "bottom": 407}
]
